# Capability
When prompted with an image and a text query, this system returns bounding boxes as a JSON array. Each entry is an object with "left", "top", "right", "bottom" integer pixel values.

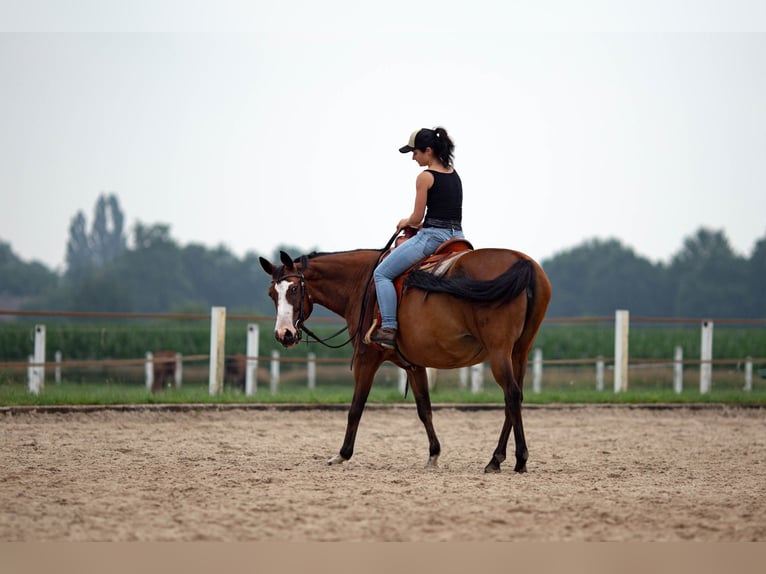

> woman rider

[{"left": 370, "top": 126, "right": 464, "bottom": 349}]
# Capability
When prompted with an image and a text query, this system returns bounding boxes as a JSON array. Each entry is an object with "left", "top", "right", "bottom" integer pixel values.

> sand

[{"left": 1, "top": 404, "right": 764, "bottom": 542}]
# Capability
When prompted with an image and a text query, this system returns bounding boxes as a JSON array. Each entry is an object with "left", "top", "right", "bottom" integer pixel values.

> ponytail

[{"left": 431, "top": 126, "right": 455, "bottom": 168}]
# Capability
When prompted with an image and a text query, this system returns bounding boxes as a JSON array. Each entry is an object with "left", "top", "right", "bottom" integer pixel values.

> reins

[
  {"left": 289, "top": 229, "right": 401, "bottom": 351},
  {"left": 279, "top": 270, "right": 353, "bottom": 349}
]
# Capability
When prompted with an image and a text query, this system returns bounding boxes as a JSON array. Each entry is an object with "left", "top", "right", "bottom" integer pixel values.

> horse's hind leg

[
  {"left": 485, "top": 353, "right": 528, "bottom": 473},
  {"left": 408, "top": 366, "right": 441, "bottom": 468}
]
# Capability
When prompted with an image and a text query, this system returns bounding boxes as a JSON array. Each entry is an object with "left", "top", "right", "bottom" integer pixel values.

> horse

[
  {"left": 259, "top": 245, "right": 551, "bottom": 473},
  {"left": 151, "top": 350, "right": 177, "bottom": 393},
  {"left": 224, "top": 354, "right": 247, "bottom": 391}
]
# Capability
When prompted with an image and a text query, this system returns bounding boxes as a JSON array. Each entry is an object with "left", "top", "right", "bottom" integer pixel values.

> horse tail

[{"left": 404, "top": 258, "right": 535, "bottom": 305}]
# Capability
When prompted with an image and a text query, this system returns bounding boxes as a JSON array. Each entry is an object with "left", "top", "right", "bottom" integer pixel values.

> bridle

[
  {"left": 277, "top": 269, "right": 352, "bottom": 349},
  {"left": 274, "top": 229, "right": 401, "bottom": 351}
]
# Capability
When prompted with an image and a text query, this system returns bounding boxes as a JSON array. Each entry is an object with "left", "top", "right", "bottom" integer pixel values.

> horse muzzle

[{"left": 275, "top": 328, "right": 300, "bottom": 348}]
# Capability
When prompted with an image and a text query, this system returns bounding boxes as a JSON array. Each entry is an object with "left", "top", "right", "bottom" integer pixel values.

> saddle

[{"left": 363, "top": 236, "right": 474, "bottom": 346}]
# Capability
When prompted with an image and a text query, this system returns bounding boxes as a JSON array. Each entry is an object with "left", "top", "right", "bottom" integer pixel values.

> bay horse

[
  {"left": 151, "top": 350, "right": 177, "bottom": 393},
  {"left": 259, "top": 245, "right": 551, "bottom": 473}
]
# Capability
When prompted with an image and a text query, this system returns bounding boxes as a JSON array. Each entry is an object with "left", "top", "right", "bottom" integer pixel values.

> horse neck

[{"left": 303, "top": 250, "right": 379, "bottom": 319}]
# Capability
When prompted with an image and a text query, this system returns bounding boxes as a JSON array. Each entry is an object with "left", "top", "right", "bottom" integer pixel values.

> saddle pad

[{"left": 364, "top": 241, "right": 473, "bottom": 346}]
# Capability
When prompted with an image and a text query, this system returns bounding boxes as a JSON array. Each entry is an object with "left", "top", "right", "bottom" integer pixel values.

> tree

[
  {"left": 541, "top": 238, "right": 671, "bottom": 317},
  {"left": 65, "top": 193, "right": 127, "bottom": 283},
  {"left": 747, "top": 232, "right": 766, "bottom": 317},
  {"left": 65, "top": 211, "right": 91, "bottom": 284},
  {"left": 0, "top": 241, "right": 58, "bottom": 297},
  {"left": 668, "top": 228, "right": 749, "bottom": 317},
  {"left": 90, "top": 194, "right": 126, "bottom": 266},
  {"left": 133, "top": 222, "right": 173, "bottom": 250}
]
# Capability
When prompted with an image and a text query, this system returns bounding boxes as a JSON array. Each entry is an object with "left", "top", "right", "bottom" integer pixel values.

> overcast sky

[{"left": 1, "top": 1, "right": 765, "bottom": 272}]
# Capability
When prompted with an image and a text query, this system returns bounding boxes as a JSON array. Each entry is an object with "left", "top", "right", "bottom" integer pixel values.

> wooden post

[
  {"left": 532, "top": 348, "right": 542, "bottom": 393},
  {"left": 54, "top": 350, "right": 62, "bottom": 384},
  {"left": 145, "top": 352, "right": 154, "bottom": 391},
  {"left": 174, "top": 353, "right": 183, "bottom": 388},
  {"left": 245, "top": 323, "right": 259, "bottom": 396},
  {"left": 470, "top": 363, "right": 483, "bottom": 394},
  {"left": 458, "top": 367, "right": 469, "bottom": 390},
  {"left": 28, "top": 324, "right": 47, "bottom": 395},
  {"left": 270, "top": 350, "right": 280, "bottom": 395},
  {"left": 673, "top": 346, "right": 684, "bottom": 394},
  {"left": 614, "top": 310, "right": 629, "bottom": 393},
  {"left": 700, "top": 320, "right": 713, "bottom": 394},
  {"left": 744, "top": 357, "right": 753, "bottom": 392},
  {"left": 27, "top": 355, "right": 36, "bottom": 395},
  {"left": 208, "top": 306, "right": 226, "bottom": 396},
  {"left": 307, "top": 352, "right": 316, "bottom": 389},
  {"left": 596, "top": 356, "right": 605, "bottom": 391},
  {"left": 426, "top": 367, "right": 437, "bottom": 391}
]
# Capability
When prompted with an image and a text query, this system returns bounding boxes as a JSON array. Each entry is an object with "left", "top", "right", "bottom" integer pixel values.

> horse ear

[
  {"left": 259, "top": 257, "right": 275, "bottom": 276},
  {"left": 280, "top": 251, "right": 294, "bottom": 270}
]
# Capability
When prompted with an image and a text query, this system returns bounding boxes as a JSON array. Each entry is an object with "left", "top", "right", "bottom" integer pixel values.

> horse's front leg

[
  {"left": 408, "top": 366, "right": 441, "bottom": 468},
  {"left": 327, "top": 359, "right": 378, "bottom": 465}
]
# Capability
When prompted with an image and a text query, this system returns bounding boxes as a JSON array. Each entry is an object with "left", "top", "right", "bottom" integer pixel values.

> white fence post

[
  {"left": 673, "top": 346, "right": 684, "bottom": 394},
  {"left": 532, "top": 348, "right": 543, "bottom": 394},
  {"left": 470, "top": 363, "right": 484, "bottom": 394},
  {"left": 34, "top": 325, "right": 46, "bottom": 392},
  {"left": 245, "top": 323, "right": 259, "bottom": 396},
  {"left": 426, "top": 367, "right": 437, "bottom": 391},
  {"left": 27, "top": 355, "right": 36, "bottom": 394},
  {"left": 614, "top": 310, "right": 629, "bottom": 393},
  {"left": 398, "top": 369, "right": 408, "bottom": 395},
  {"left": 27, "top": 324, "right": 47, "bottom": 395},
  {"left": 270, "top": 350, "right": 280, "bottom": 395},
  {"left": 458, "top": 367, "right": 469, "bottom": 390},
  {"left": 744, "top": 356, "right": 753, "bottom": 392},
  {"left": 54, "top": 350, "right": 62, "bottom": 384},
  {"left": 700, "top": 320, "right": 714, "bottom": 394},
  {"left": 208, "top": 306, "right": 227, "bottom": 395},
  {"left": 145, "top": 352, "right": 154, "bottom": 391},
  {"left": 308, "top": 352, "right": 316, "bottom": 389},
  {"left": 596, "top": 356, "right": 605, "bottom": 391},
  {"left": 174, "top": 353, "right": 183, "bottom": 388}
]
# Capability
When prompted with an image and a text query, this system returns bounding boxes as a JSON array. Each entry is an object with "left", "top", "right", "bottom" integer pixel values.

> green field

[{"left": 1, "top": 378, "right": 765, "bottom": 407}]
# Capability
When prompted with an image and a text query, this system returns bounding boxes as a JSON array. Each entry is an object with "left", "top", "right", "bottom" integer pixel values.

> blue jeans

[{"left": 373, "top": 227, "right": 465, "bottom": 330}]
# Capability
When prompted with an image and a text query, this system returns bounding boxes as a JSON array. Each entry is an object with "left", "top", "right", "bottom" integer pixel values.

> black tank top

[{"left": 425, "top": 170, "right": 462, "bottom": 222}]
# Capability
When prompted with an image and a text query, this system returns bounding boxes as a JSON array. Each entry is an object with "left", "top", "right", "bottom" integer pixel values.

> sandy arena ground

[{"left": 1, "top": 404, "right": 764, "bottom": 542}]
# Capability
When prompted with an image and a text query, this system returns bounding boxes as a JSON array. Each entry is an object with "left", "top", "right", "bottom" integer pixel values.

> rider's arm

[{"left": 397, "top": 171, "right": 432, "bottom": 231}]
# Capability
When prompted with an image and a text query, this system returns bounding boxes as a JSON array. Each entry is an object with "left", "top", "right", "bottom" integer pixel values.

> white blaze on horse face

[{"left": 274, "top": 280, "right": 297, "bottom": 340}]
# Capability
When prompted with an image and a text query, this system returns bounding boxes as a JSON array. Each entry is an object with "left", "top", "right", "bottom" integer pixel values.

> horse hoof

[
  {"left": 327, "top": 454, "right": 347, "bottom": 465},
  {"left": 514, "top": 451, "right": 529, "bottom": 473},
  {"left": 484, "top": 460, "right": 501, "bottom": 473},
  {"left": 425, "top": 455, "right": 439, "bottom": 469}
]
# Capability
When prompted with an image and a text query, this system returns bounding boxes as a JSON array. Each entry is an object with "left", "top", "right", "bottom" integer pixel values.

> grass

[
  {"left": 2, "top": 355, "right": 765, "bottom": 407},
  {"left": 2, "top": 378, "right": 764, "bottom": 407}
]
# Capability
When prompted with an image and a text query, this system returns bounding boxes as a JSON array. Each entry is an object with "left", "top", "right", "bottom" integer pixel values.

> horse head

[{"left": 259, "top": 251, "right": 313, "bottom": 348}]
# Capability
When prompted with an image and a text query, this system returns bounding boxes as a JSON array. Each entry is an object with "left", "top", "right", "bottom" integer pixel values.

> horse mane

[
  {"left": 305, "top": 248, "right": 381, "bottom": 261},
  {"left": 404, "top": 258, "right": 535, "bottom": 306}
]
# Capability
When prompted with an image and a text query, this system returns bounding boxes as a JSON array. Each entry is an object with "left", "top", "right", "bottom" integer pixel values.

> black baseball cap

[{"left": 398, "top": 128, "right": 435, "bottom": 153}]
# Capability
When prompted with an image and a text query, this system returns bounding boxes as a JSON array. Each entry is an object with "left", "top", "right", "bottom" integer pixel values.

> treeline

[
  {"left": 1, "top": 195, "right": 287, "bottom": 316},
  {"left": 1, "top": 195, "right": 765, "bottom": 319},
  {"left": 542, "top": 230, "right": 766, "bottom": 318}
]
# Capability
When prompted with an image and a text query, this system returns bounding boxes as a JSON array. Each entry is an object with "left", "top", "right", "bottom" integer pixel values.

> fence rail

[{"left": 2, "top": 307, "right": 765, "bottom": 396}]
